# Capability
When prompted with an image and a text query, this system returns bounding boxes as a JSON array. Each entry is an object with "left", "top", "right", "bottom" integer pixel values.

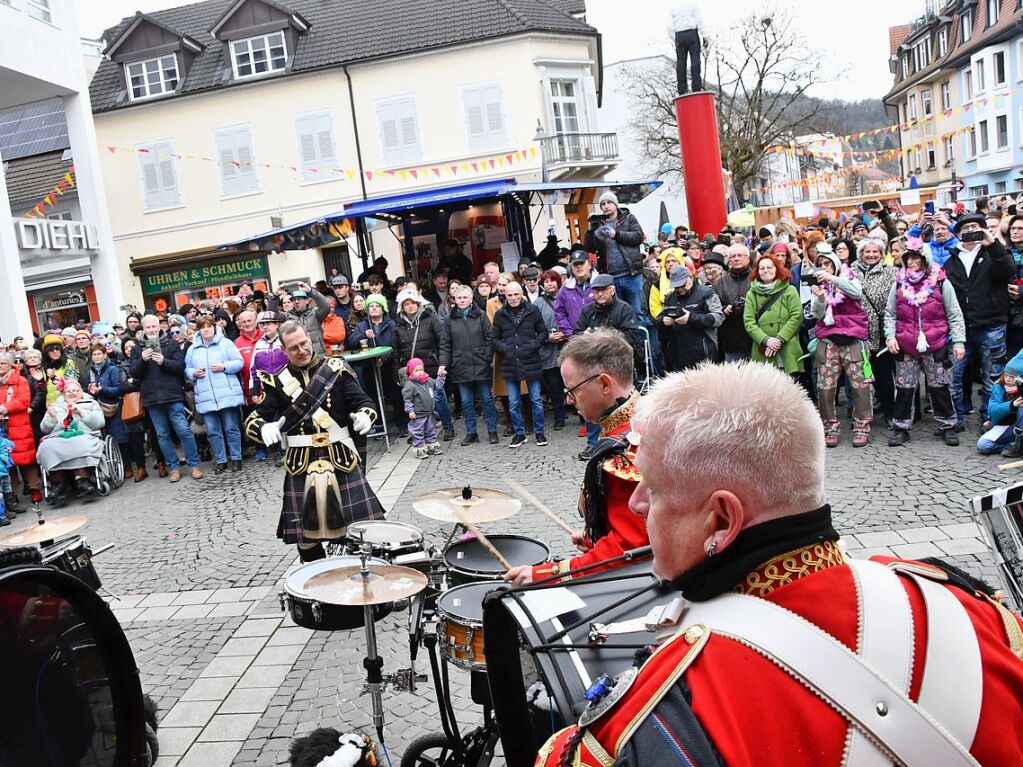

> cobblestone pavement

[{"left": 15, "top": 411, "right": 1021, "bottom": 766}]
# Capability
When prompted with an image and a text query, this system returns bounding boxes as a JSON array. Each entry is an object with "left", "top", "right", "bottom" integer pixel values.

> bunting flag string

[
  {"left": 100, "top": 142, "right": 540, "bottom": 185},
  {"left": 23, "top": 165, "right": 76, "bottom": 219}
]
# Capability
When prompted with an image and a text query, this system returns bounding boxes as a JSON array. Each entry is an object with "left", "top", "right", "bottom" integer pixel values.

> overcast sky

[{"left": 75, "top": 0, "right": 924, "bottom": 101}]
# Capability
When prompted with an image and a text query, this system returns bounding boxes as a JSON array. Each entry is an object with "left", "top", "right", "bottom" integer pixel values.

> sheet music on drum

[{"left": 518, "top": 587, "right": 587, "bottom": 624}]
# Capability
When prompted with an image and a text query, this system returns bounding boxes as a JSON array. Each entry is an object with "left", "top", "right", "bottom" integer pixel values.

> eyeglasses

[
  {"left": 285, "top": 339, "right": 312, "bottom": 354},
  {"left": 563, "top": 372, "right": 602, "bottom": 401}
]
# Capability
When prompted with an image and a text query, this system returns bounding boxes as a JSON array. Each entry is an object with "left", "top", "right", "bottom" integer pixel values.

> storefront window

[
  {"left": 140, "top": 256, "right": 270, "bottom": 314},
  {"left": 33, "top": 286, "right": 92, "bottom": 332}
]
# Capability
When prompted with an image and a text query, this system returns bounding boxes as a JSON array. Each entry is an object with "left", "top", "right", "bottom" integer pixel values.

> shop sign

[
  {"left": 141, "top": 257, "right": 269, "bottom": 295},
  {"left": 38, "top": 288, "right": 88, "bottom": 310},
  {"left": 16, "top": 218, "right": 100, "bottom": 251}
]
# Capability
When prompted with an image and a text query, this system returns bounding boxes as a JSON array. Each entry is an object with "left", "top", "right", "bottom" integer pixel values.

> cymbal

[
  {"left": 303, "top": 564, "right": 428, "bottom": 606},
  {"left": 413, "top": 486, "right": 521, "bottom": 524},
  {"left": 0, "top": 515, "right": 88, "bottom": 547}
]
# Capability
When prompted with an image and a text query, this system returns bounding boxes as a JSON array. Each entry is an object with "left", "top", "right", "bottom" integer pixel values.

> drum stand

[{"left": 354, "top": 545, "right": 387, "bottom": 743}]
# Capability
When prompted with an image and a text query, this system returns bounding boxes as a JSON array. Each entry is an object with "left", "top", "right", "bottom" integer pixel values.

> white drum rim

[
  {"left": 285, "top": 555, "right": 388, "bottom": 597},
  {"left": 346, "top": 520, "right": 425, "bottom": 548},
  {"left": 436, "top": 581, "right": 501, "bottom": 625}
]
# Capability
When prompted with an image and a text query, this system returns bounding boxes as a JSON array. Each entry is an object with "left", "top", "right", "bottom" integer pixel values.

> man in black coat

[
  {"left": 658, "top": 266, "right": 725, "bottom": 372},
  {"left": 440, "top": 285, "right": 499, "bottom": 445},
  {"left": 592, "top": 191, "right": 647, "bottom": 316},
  {"left": 944, "top": 213, "right": 1015, "bottom": 427},
  {"left": 492, "top": 282, "right": 549, "bottom": 448},
  {"left": 437, "top": 239, "right": 474, "bottom": 286},
  {"left": 129, "top": 314, "right": 202, "bottom": 482}
]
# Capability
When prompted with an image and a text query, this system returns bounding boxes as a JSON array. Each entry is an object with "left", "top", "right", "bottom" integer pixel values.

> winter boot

[
  {"left": 427, "top": 442, "right": 442, "bottom": 455},
  {"left": 415, "top": 447, "right": 429, "bottom": 459},
  {"left": 888, "top": 429, "right": 910, "bottom": 447}
]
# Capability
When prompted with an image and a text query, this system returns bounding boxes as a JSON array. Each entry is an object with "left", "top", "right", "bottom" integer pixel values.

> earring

[{"left": 705, "top": 541, "right": 717, "bottom": 558}]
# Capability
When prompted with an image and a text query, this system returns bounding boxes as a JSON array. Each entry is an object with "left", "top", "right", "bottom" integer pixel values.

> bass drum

[
  {"left": 281, "top": 556, "right": 394, "bottom": 630},
  {"left": 482, "top": 560, "right": 667, "bottom": 767}
]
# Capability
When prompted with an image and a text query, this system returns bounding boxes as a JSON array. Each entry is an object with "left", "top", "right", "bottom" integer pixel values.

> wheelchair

[{"left": 40, "top": 433, "right": 126, "bottom": 503}]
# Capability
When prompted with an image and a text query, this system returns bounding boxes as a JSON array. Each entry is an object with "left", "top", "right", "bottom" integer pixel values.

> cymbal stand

[{"left": 357, "top": 537, "right": 387, "bottom": 744}]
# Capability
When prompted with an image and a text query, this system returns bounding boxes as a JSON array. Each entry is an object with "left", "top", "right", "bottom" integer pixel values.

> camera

[
  {"left": 800, "top": 266, "right": 820, "bottom": 287},
  {"left": 961, "top": 230, "right": 986, "bottom": 243},
  {"left": 732, "top": 297, "right": 746, "bottom": 309}
]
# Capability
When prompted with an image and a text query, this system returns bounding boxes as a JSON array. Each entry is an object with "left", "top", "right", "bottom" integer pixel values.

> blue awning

[{"left": 336, "top": 178, "right": 516, "bottom": 220}]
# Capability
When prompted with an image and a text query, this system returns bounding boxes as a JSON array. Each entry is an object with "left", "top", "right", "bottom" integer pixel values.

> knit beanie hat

[
  {"left": 598, "top": 191, "right": 619, "bottom": 207},
  {"left": 406, "top": 357, "right": 425, "bottom": 377},
  {"left": 365, "top": 294, "right": 389, "bottom": 313}
]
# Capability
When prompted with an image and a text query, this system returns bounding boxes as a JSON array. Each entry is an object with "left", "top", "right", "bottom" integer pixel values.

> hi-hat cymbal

[
  {"left": 413, "top": 486, "right": 521, "bottom": 524},
  {"left": 303, "top": 564, "right": 428, "bottom": 606},
  {"left": 0, "top": 515, "right": 88, "bottom": 547}
]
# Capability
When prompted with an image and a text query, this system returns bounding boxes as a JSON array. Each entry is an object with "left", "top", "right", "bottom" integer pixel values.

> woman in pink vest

[
  {"left": 810, "top": 243, "right": 872, "bottom": 447},
  {"left": 883, "top": 239, "right": 965, "bottom": 447}
]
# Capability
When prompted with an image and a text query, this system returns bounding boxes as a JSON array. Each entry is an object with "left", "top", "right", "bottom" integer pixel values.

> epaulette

[
  {"left": 324, "top": 356, "right": 357, "bottom": 377},
  {"left": 255, "top": 370, "right": 278, "bottom": 389},
  {"left": 602, "top": 445, "right": 640, "bottom": 482}
]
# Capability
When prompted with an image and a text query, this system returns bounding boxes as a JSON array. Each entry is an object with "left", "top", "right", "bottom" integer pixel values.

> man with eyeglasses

[
  {"left": 1005, "top": 214, "right": 1023, "bottom": 358},
  {"left": 505, "top": 329, "right": 647, "bottom": 585},
  {"left": 245, "top": 321, "right": 382, "bottom": 562}
]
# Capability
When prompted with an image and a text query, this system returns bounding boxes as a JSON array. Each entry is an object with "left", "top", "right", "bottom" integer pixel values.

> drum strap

[{"left": 674, "top": 567, "right": 982, "bottom": 767}]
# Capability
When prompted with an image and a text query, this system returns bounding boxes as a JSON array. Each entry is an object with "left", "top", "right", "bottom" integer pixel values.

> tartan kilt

[{"left": 276, "top": 462, "right": 385, "bottom": 545}]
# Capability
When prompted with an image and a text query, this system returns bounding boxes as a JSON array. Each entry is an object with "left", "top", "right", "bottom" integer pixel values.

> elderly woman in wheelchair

[{"left": 37, "top": 379, "right": 106, "bottom": 502}]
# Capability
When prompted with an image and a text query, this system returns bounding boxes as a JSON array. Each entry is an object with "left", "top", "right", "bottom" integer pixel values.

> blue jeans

[
  {"left": 508, "top": 378, "right": 544, "bottom": 436},
  {"left": 458, "top": 381, "right": 498, "bottom": 436},
  {"left": 977, "top": 411, "right": 1023, "bottom": 454},
  {"left": 612, "top": 273, "right": 645, "bottom": 317},
  {"left": 148, "top": 401, "right": 200, "bottom": 471},
  {"left": 638, "top": 315, "right": 661, "bottom": 376},
  {"left": 204, "top": 407, "right": 242, "bottom": 463},
  {"left": 952, "top": 324, "right": 1007, "bottom": 423},
  {"left": 586, "top": 419, "right": 601, "bottom": 448},
  {"left": 435, "top": 385, "right": 454, "bottom": 431}
]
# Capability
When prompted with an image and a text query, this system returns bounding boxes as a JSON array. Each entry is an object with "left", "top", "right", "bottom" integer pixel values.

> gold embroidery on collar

[
  {"left": 599, "top": 391, "right": 640, "bottom": 437},
  {"left": 735, "top": 540, "right": 845, "bottom": 597}
]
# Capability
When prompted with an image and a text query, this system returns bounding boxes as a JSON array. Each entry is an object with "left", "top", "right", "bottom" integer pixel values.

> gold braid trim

[
  {"left": 735, "top": 540, "right": 845, "bottom": 597},
  {"left": 598, "top": 391, "right": 640, "bottom": 437},
  {"left": 985, "top": 593, "right": 1023, "bottom": 659}
]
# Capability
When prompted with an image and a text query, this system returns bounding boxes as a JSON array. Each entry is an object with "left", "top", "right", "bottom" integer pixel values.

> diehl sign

[
  {"left": 16, "top": 219, "right": 100, "bottom": 251},
  {"left": 141, "top": 257, "right": 268, "bottom": 295}
]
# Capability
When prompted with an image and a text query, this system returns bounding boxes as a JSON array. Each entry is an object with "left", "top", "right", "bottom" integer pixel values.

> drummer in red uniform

[
  {"left": 505, "top": 329, "right": 648, "bottom": 585},
  {"left": 536, "top": 361, "right": 1023, "bottom": 767}
]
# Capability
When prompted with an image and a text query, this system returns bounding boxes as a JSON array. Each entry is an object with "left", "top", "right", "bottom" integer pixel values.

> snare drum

[
  {"left": 345, "top": 520, "right": 428, "bottom": 569},
  {"left": 444, "top": 535, "right": 549, "bottom": 586},
  {"left": 280, "top": 556, "right": 394, "bottom": 630},
  {"left": 436, "top": 581, "right": 502, "bottom": 671},
  {"left": 40, "top": 536, "right": 101, "bottom": 590}
]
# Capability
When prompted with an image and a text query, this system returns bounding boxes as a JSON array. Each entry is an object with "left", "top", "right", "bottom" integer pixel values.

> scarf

[
  {"left": 751, "top": 279, "right": 781, "bottom": 295},
  {"left": 670, "top": 505, "right": 838, "bottom": 601},
  {"left": 0, "top": 368, "right": 10, "bottom": 386},
  {"left": 897, "top": 266, "right": 943, "bottom": 306}
]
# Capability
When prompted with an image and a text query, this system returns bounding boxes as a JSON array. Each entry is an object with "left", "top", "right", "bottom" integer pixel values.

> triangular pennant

[
  {"left": 488, "top": 159, "right": 496, "bottom": 169},
  {"left": 366, "top": 171, "right": 373, "bottom": 181},
  {"left": 107, "top": 146, "right": 117, "bottom": 154},
  {"left": 529, "top": 147, "right": 537, "bottom": 157},
  {"left": 346, "top": 170, "right": 355, "bottom": 180},
  {"left": 505, "top": 153, "right": 514, "bottom": 164},
  {"left": 449, "top": 165, "right": 458, "bottom": 174},
  {"left": 471, "top": 162, "right": 479, "bottom": 172},
  {"left": 410, "top": 169, "right": 418, "bottom": 179},
  {"left": 399, "top": 170, "right": 408, "bottom": 180}
]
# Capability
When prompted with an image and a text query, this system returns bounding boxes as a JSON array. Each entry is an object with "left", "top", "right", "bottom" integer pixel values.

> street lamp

[{"left": 533, "top": 119, "right": 549, "bottom": 183}]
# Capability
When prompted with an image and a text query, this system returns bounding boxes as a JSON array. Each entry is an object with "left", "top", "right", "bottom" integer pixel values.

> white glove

[
  {"left": 350, "top": 411, "right": 372, "bottom": 435},
  {"left": 261, "top": 417, "right": 286, "bottom": 447}
]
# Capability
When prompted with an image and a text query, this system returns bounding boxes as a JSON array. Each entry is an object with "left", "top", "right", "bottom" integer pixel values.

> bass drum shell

[
  {"left": 444, "top": 535, "right": 549, "bottom": 586},
  {"left": 40, "top": 536, "right": 101, "bottom": 590},
  {"left": 282, "top": 556, "right": 393, "bottom": 630}
]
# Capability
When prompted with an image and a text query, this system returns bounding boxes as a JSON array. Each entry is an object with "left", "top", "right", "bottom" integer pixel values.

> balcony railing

[{"left": 539, "top": 132, "right": 619, "bottom": 166}]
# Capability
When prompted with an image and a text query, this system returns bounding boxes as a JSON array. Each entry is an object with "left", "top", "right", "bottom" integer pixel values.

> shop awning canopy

[{"left": 218, "top": 177, "right": 663, "bottom": 253}]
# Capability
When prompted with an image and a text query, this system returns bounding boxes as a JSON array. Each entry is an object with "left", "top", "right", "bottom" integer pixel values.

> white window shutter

[
  {"left": 581, "top": 75, "right": 598, "bottom": 132},
  {"left": 378, "top": 98, "right": 421, "bottom": 164},
  {"left": 316, "top": 115, "right": 335, "bottom": 164},
  {"left": 295, "top": 112, "right": 338, "bottom": 179},
  {"left": 139, "top": 141, "right": 181, "bottom": 209},
  {"left": 215, "top": 126, "right": 258, "bottom": 196}
]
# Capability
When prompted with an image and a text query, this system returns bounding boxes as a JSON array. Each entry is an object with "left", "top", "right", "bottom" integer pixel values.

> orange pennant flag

[
  {"left": 488, "top": 159, "right": 496, "bottom": 169},
  {"left": 471, "top": 162, "right": 479, "bottom": 172},
  {"left": 450, "top": 165, "right": 458, "bottom": 174},
  {"left": 432, "top": 167, "right": 441, "bottom": 177},
  {"left": 410, "top": 169, "right": 418, "bottom": 179},
  {"left": 505, "top": 153, "right": 514, "bottom": 164}
]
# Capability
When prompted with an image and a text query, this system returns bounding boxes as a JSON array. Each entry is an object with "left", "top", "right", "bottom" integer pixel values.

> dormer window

[
  {"left": 230, "top": 31, "right": 287, "bottom": 79},
  {"left": 125, "top": 54, "right": 179, "bottom": 101}
]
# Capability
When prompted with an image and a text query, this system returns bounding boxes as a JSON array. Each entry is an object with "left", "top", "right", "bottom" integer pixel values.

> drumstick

[
  {"left": 999, "top": 458, "right": 1023, "bottom": 471},
  {"left": 453, "top": 509, "right": 513, "bottom": 570},
  {"left": 506, "top": 479, "right": 576, "bottom": 537}
]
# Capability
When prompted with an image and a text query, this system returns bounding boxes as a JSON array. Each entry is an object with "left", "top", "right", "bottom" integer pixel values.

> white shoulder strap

[{"left": 681, "top": 585, "right": 981, "bottom": 767}]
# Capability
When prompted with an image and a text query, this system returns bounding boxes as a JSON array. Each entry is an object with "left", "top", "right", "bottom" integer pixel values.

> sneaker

[
  {"left": 888, "top": 429, "right": 910, "bottom": 447},
  {"left": 488, "top": 432, "right": 499, "bottom": 444},
  {"left": 415, "top": 447, "right": 429, "bottom": 459},
  {"left": 214, "top": 463, "right": 227, "bottom": 475},
  {"left": 578, "top": 446, "right": 595, "bottom": 461},
  {"left": 509, "top": 434, "right": 526, "bottom": 448},
  {"left": 428, "top": 443, "right": 442, "bottom": 455},
  {"left": 0, "top": 516, "right": 9, "bottom": 527},
  {"left": 443, "top": 427, "right": 456, "bottom": 442},
  {"left": 535, "top": 432, "right": 548, "bottom": 446},
  {"left": 461, "top": 433, "right": 480, "bottom": 446},
  {"left": 190, "top": 467, "right": 203, "bottom": 480},
  {"left": 554, "top": 420, "right": 565, "bottom": 430},
  {"left": 169, "top": 470, "right": 182, "bottom": 483},
  {"left": 943, "top": 430, "right": 960, "bottom": 447}
]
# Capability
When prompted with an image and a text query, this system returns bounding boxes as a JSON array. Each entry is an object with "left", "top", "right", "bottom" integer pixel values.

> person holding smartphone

[{"left": 943, "top": 213, "right": 1014, "bottom": 430}]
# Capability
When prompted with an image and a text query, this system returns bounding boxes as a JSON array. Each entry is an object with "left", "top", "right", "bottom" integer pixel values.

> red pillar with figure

[{"left": 674, "top": 93, "right": 727, "bottom": 238}]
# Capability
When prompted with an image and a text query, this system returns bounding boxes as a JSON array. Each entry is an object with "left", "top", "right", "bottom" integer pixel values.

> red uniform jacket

[
  {"left": 0, "top": 368, "right": 36, "bottom": 465},
  {"left": 536, "top": 545, "right": 1023, "bottom": 766},
  {"left": 233, "top": 329, "right": 262, "bottom": 406},
  {"left": 531, "top": 393, "right": 648, "bottom": 581}
]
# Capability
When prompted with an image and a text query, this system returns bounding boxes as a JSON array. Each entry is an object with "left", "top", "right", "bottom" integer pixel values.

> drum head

[
  {"left": 437, "top": 582, "right": 503, "bottom": 624},
  {"left": 444, "top": 535, "right": 549, "bottom": 576},
  {"left": 346, "top": 520, "right": 423, "bottom": 548},
  {"left": 284, "top": 556, "right": 388, "bottom": 597}
]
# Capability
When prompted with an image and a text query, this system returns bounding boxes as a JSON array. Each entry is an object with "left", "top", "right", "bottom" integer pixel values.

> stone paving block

[
  {"left": 890, "top": 541, "right": 946, "bottom": 559},
  {"left": 180, "top": 676, "right": 237, "bottom": 701},
  {"left": 219, "top": 686, "right": 277, "bottom": 714},
  {"left": 243, "top": 585, "right": 272, "bottom": 602},
  {"left": 137, "top": 605, "right": 181, "bottom": 622},
  {"left": 208, "top": 587, "right": 254, "bottom": 604},
  {"left": 265, "top": 627, "right": 313, "bottom": 647},
  {"left": 208, "top": 601, "right": 251, "bottom": 618},
  {"left": 939, "top": 522, "right": 983, "bottom": 540},
  {"left": 161, "top": 700, "right": 220, "bottom": 728},
  {"left": 199, "top": 655, "right": 254, "bottom": 678},
  {"left": 173, "top": 604, "right": 216, "bottom": 621},
  {"left": 237, "top": 664, "right": 293, "bottom": 689},
  {"left": 137, "top": 592, "right": 178, "bottom": 608},
  {"left": 112, "top": 607, "right": 144, "bottom": 623},
  {"left": 157, "top": 727, "right": 202, "bottom": 756},
  {"left": 853, "top": 530, "right": 906, "bottom": 548},
  {"left": 936, "top": 538, "right": 990, "bottom": 556},
  {"left": 176, "top": 741, "right": 242, "bottom": 767},
  {"left": 846, "top": 547, "right": 895, "bottom": 558},
  {"left": 198, "top": 713, "right": 261, "bottom": 741},
  {"left": 232, "top": 618, "right": 283, "bottom": 638},
  {"left": 253, "top": 643, "right": 304, "bottom": 667},
  {"left": 172, "top": 589, "right": 218, "bottom": 606},
  {"left": 109, "top": 593, "right": 146, "bottom": 608},
  {"left": 897, "top": 526, "right": 950, "bottom": 543},
  {"left": 219, "top": 636, "right": 270, "bottom": 657}
]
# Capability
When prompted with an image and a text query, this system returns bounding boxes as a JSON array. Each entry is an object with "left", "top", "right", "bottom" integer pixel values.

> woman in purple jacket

[{"left": 810, "top": 243, "right": 873, "bottom": 447}]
